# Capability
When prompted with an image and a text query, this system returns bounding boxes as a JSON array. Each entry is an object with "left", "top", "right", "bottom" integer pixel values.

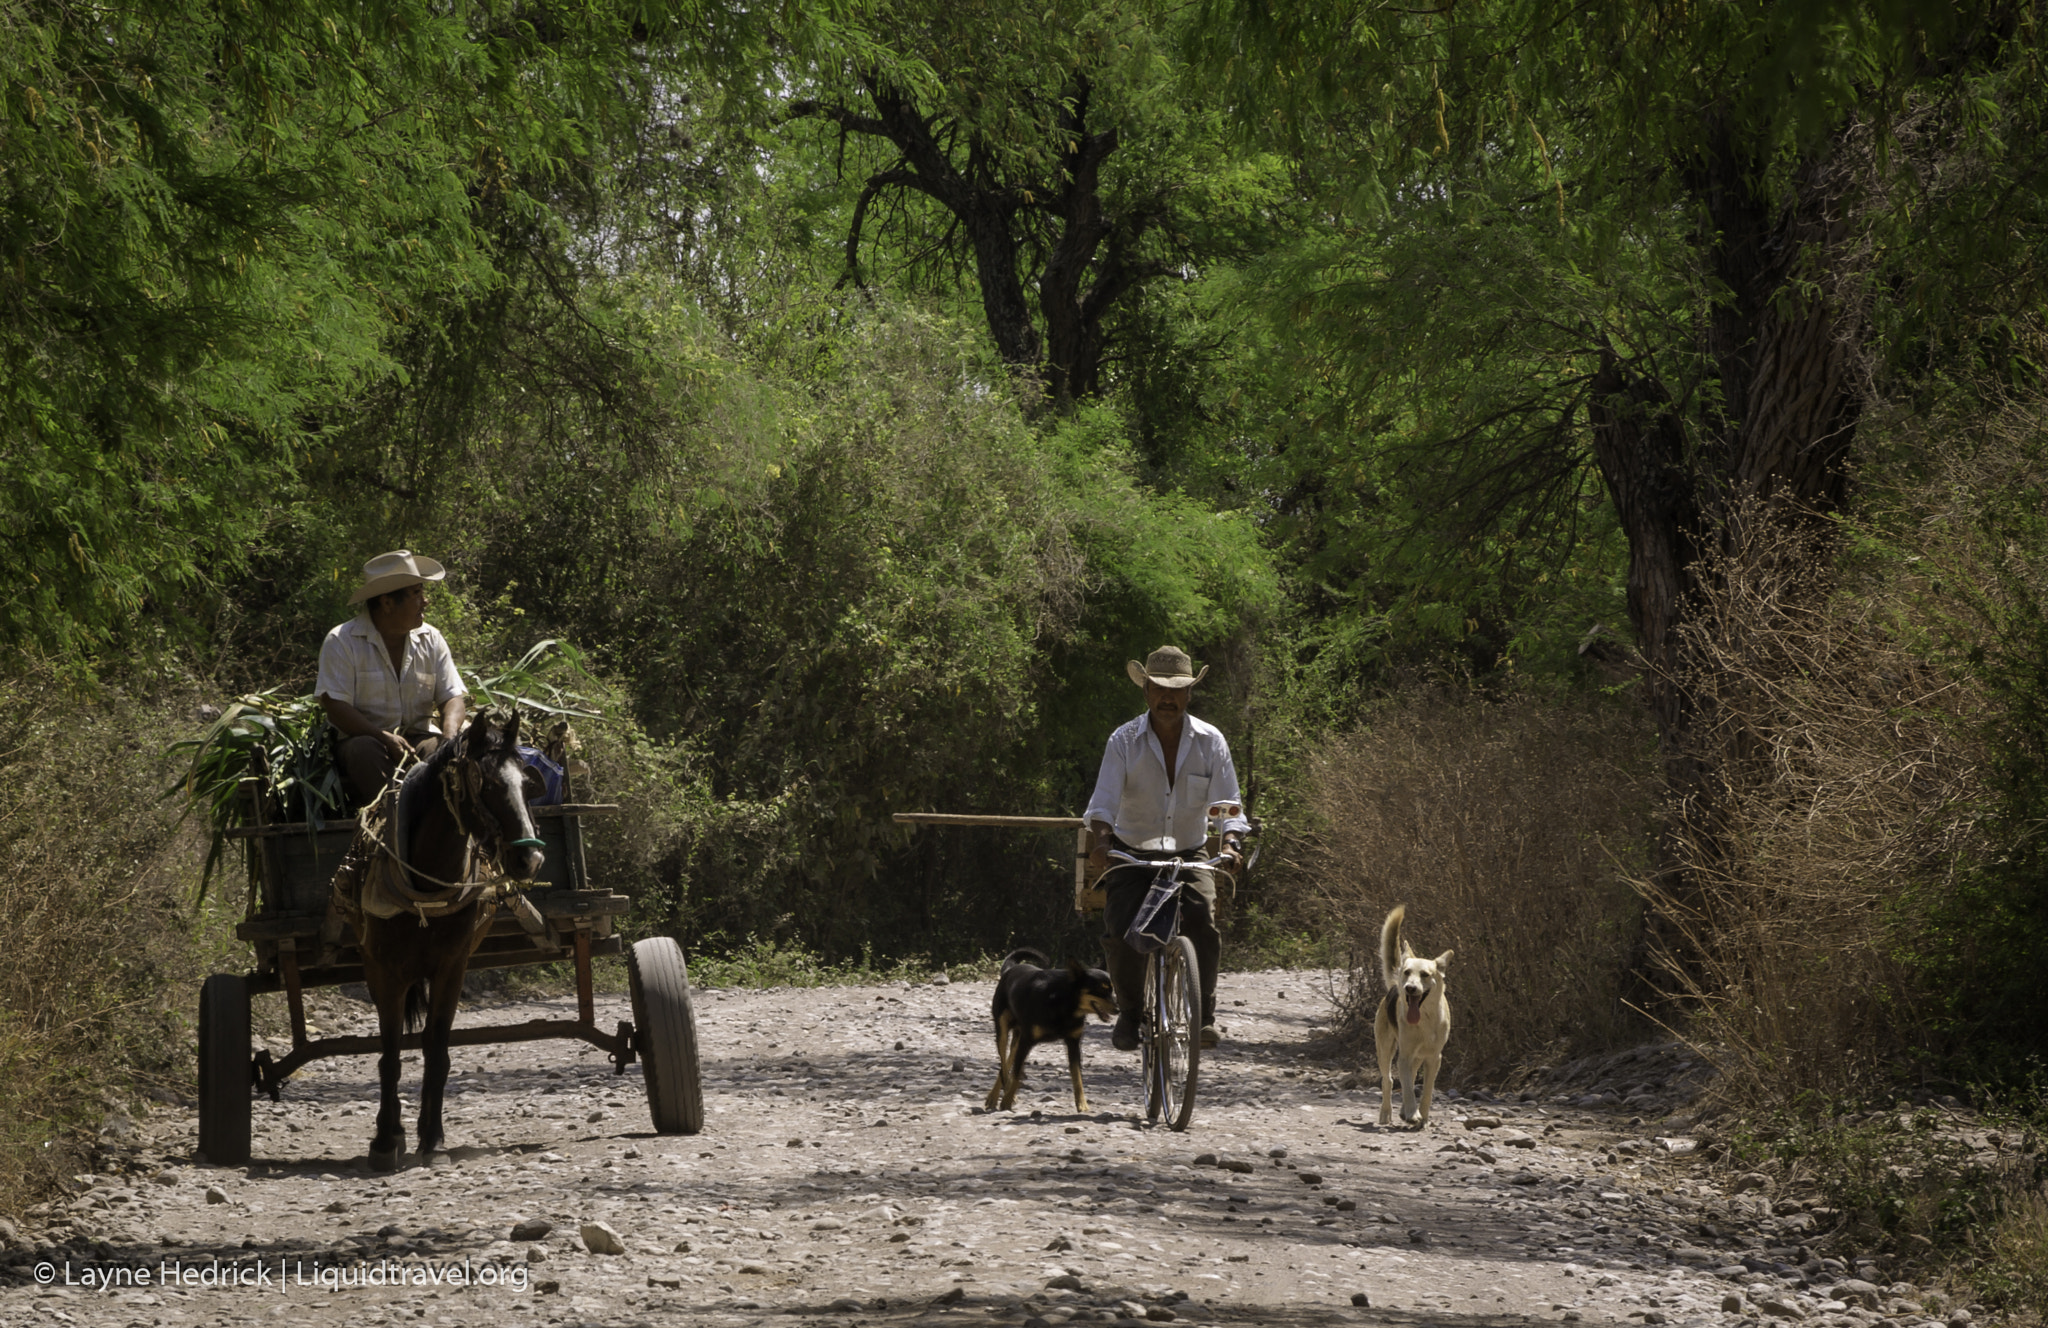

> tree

[
  {"left": 1192, "top": 0, "right": 2048, "bottom": 748},
  {"left": 775, "top": 0, "right": 1289, "bottom": 415},
  {"left": 0, "top": 0, "right": 750, "bottom": 658}
]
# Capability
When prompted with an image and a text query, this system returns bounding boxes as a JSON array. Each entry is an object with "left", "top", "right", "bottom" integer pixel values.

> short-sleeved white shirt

[
  {"left": 315, "top": 614, "right": 466, "bottom": 735},
  {"left": 1085, "top": 711, "right": 1251, "bottom": 853}
]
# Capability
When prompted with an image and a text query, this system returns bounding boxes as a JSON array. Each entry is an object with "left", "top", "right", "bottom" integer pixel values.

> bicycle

[{"left": 1106, "top": 848, "right": 1229, "bottom": 1131}]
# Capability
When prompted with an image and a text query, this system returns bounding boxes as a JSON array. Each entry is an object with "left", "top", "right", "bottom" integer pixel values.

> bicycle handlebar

[{"left": 1106, "top": 849, "right": 1234, "bottom": 870}]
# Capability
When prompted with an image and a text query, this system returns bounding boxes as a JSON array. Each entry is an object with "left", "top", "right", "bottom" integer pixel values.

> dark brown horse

[{"left": 361, "top": 709, "right": 544, "bottom": 1170}]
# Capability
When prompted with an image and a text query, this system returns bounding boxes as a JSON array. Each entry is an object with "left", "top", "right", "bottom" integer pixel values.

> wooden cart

[{"left": 196, "top": 779, "right": 704, "bottom": 1165}]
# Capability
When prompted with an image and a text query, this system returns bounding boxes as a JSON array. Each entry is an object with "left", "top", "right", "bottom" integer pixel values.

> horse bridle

[{"left": 438, "top": 736, "right": 546, "bottom": 879}]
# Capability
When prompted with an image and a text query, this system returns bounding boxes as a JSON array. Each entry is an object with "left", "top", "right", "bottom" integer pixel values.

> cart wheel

[
  {"left": 198, "top": 974, "right": 252, "bottom": 1165},
  {"left": 627, "top": 937, "right": 704, "bottom": 1135}
]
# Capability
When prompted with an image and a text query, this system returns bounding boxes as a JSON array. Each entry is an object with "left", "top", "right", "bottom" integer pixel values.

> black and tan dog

[{"left": 984, "top": 948, "right": 1119, "bottom": 1113}]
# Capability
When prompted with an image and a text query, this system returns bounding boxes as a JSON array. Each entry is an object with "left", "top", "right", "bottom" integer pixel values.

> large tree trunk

[{"left": 1590, "top": 129, "right": 1864, "bottom": 986}]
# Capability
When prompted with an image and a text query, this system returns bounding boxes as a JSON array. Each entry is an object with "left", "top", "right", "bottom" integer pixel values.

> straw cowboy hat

[
  {"left": 348, "top": 549, "right": 447, "bottom": 605},
  {"left": 1126, "top": 645, "right": 1209, "bottom": 690}
]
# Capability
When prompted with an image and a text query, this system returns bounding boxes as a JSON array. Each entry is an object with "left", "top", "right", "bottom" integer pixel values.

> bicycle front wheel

[
  {"left": 1154, "top": 935, "right": 1201, "bottom": 1131},
  {"left": 1142, "top": 949, "right": 1165, "bottom": 1123}
]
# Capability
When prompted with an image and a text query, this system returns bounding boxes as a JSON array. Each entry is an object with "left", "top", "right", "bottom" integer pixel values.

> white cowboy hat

[
  {"left": 348, "top": 549, "right": 447, "bottom": 605},
  {"left": 1126, "top": 645, "right": 1209, "bottom": 689}
]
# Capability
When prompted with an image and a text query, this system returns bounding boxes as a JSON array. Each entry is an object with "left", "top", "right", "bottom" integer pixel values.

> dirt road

[{"left": 2, "top": 969, "right": 1901, "bottom": 1328}]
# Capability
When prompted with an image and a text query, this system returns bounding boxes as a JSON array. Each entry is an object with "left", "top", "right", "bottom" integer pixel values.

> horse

[{"left": 356, "top": 708, "right": 545, "bottom": 1170}]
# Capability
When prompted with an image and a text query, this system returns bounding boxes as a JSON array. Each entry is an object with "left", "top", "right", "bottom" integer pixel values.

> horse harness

[{"left": 331, "top": 747, "right": 545, "bottom": 931}]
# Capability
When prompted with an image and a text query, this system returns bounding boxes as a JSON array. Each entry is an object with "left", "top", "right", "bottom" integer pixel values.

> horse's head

[{"left": 455, "top": 708, "right": 546, "bottom": 881}]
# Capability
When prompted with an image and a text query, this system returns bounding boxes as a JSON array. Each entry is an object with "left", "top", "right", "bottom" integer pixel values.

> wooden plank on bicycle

[{"left": 890, "top": 813, "right": 1085, "bottom": 828}]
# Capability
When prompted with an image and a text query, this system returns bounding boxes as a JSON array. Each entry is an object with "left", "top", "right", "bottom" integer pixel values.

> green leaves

[{"left": 0, "top": 0, "right": 733, "bottom": 660}]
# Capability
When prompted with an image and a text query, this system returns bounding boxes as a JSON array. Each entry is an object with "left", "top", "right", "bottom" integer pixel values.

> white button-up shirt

[
  {"left": 1085, "top": 712, "right": 1251, "bottom": 853},
  {"left": 315, "top": 615, "right": 466, "bottom": 735}
]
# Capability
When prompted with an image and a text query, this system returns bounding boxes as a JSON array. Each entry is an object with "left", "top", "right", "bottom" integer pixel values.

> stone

[
  {"left": 1834, "top": 1281, "right": 1884, "bottom": 1310},
  {"left": 1145, "top": 1309, "right": 1176, "bottom": 1322},
  {"left": 1221, "top": 1159, "right": 1255, "bottom": 1174},
  {"left": 831, "top": 1298, "right": 866, "bottom": 1312},
  {"left": 1047, "top": 1235, "right": 1074, "bottom": 1252},
  {"left": 1298, "top": 1172, "right": 1324, "bottom": 1185},
  {"left": 1192, "top": 1153, "right": 1218, "bottom": 1167},
  {"left": 580, "top": 1220, "right": 626, "bottom": 1255},
  {"left": 934, "top": 1288, "right": 965, "bottom": 1305},
  {"left": 1351, "top": 1293, "right": 1371, "bottom": 1307},
  {"left": 1730, "top": 1174, "right": 1772, "bottom": 1195},
  {"left": 1723, "top": 1295, "right": 1746, "bottom": 1313},
  {"left": 1463, "top": 1116, "right": 1503, "bottom": 1130},
  {"left": 204, "top": 1186, "right": 229, "bottom": 1205},
  {"left": 511, "top": 1218, "right": 553, "bottom": 1241},
  {"left": 323, "top": 1200, "right": 348, "bottom": 1214},
  {"left": 1047, "top": 1274, "right": 1084, "bottom": 1291},
  {"left": 812, "top": 1218, "right": 844, "bottom": 1230},
  {"left": 1500, "top": 1130, "right": 1538, "bottom": 1148},
  {"left": 1118, "top": 1301, "right": 1150, "bottom": 1319},
  {"left": 1758, "top": 1299, "right": 1807, "bottom": 1319},
  {"left": 1661, "top": 1137, "right": 1700, "bottom": 1154}
]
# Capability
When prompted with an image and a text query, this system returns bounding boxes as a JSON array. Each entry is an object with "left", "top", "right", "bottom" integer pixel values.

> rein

[{"left": 360, "top": 740, "right": 546, "bottom": 921}]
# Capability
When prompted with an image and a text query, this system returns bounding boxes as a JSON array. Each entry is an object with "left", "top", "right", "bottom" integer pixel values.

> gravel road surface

[{"left": 2, "top": 968, "right": 1919, "bottom": 1328}]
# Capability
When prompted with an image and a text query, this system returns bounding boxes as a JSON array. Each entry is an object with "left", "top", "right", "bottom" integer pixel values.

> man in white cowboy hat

[
  {"left": 316, "top": 550, "right": 469, "bottom": 802},
  {"left": 1083, "top": 645, "right": 1251, "bottom": 1051}
]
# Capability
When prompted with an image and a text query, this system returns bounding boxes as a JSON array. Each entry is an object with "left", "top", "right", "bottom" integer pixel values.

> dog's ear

[
  {"left": 1434, "top": 949, "right": 1454, "bottom": 969},
  {"left": 1067, "top": 958, "right": 1088, "bottom": 977}
]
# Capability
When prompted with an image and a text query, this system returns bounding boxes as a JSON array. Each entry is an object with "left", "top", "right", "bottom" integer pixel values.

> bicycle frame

[{"left": 1106, "top": 850, "right": 1227, "bottom": 1130}]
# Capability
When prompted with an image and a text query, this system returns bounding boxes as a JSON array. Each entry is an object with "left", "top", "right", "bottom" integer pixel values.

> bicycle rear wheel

[{"left": 1154, "top": 935, "right": 1201, "bottom": 1131}]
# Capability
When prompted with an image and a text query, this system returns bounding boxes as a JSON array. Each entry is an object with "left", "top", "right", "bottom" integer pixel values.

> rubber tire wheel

[
  {"left": 197, "top": 974, "right": 252, "bottom": 1165},
  {"left": 1142, "top": 950, "right": 1165, "bottom": 1123},
  {"left": 628, "top": 937, "right": 705, "bottom": 1134},
  {"left": 1160, "top": 934, "right": 1202, "bottom": 1131}
]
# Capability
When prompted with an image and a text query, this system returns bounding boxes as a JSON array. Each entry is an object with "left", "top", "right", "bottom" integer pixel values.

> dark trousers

[
  {"left": 337, "top": 733, "right": 441, "bottom": 804},
  {"left": 1100, "top": 863, "right": 1221, "bottom": 1026}
]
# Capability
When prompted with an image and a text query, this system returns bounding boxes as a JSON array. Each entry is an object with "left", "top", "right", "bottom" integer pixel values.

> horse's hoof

[{"left": 368, "top": 1145, "right": 402, "bottom": 1172}]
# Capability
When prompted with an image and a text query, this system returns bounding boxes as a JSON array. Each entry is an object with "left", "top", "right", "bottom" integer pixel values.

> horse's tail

[{"left": 403, "top": 980, "right": 430, "bottom": 1034}]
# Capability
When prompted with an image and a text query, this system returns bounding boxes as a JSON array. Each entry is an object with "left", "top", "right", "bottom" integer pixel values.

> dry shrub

[
  {"left": 1294, "top": 689, "right": 1660, "bottom": 1082},
  {"left": 0, "top": 666, "right": 221, "bottom": 1216},
  {"left": 1645, "top": 506, "right": 1986, "bottom": 1103}
]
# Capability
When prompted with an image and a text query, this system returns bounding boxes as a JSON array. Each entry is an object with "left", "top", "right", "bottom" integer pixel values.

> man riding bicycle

[{"left": 1084, "top": 646, "right": 1250, "bottom": 1053}]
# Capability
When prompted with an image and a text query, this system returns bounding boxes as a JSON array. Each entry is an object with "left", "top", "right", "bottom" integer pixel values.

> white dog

[{"left": 1374, "top": 904, "right": 1453, "bottom": 1127}]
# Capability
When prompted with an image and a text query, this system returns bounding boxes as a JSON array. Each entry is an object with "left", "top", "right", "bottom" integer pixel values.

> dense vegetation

[{"left": 5, "top": 0, "right": 2048, "bottom": 1303}]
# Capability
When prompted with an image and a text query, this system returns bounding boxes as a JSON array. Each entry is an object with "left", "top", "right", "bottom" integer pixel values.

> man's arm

[
  {"left": 424, "top": 626, "right": 468, "bottom": 739},
  {"left": 1209, "top": 733, "right": 1252, "bottom": 872},
  {"left": 440, "top": 693, "right": 467, "bottom": 739},
  {"left": 1082, "top": 730, "right": 1127, "bottom": 883}
]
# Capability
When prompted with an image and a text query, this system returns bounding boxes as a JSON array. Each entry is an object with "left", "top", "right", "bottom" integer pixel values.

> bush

[
  {"left": 0, "top": 665, "right": 226, "bottom": 1216},
  {"left": 1641, "top": 507, "right": 1979, "bottom": 1102},
  {"left": 1288, "top": 686, "right": 1659, "bottom": 1082}
]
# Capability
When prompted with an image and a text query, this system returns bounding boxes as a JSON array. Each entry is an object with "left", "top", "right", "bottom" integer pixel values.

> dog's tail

[
  {"left": 1001, "top": 947, "right": 1050, "bottom": 973},
  {"left": 1380, "top": 905, "right": 1408, "bottom": 988}
]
